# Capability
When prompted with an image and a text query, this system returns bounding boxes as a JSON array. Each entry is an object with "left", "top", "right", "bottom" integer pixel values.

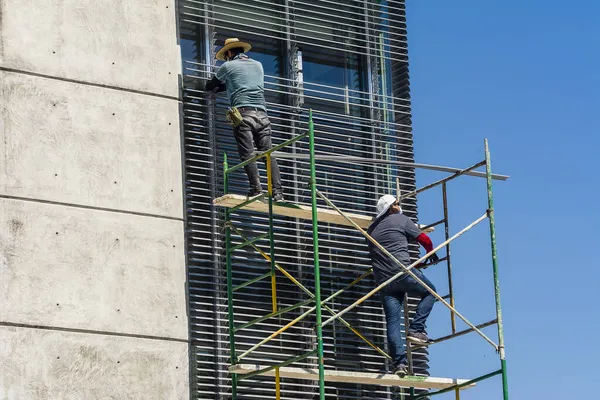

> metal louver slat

[{"left": 179, "top": 1, "right": 424, "bottom": 398}]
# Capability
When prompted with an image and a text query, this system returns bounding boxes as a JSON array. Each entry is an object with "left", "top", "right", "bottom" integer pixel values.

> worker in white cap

[
  {"left": 367, "top": 194, "right": 440, "bottom": 377},
  {"left": 205, "top": 38, "right": 284, "bottom": 202}
]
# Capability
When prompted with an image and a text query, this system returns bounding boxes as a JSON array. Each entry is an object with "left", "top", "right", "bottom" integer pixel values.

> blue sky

[{"left": 405, "top": 0, "right": 599, "bottom": 398}]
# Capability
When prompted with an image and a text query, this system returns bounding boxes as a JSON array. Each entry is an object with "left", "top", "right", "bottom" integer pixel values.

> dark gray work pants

[{"left": 233, "top": 109, "right": 282, "bottom": 194}]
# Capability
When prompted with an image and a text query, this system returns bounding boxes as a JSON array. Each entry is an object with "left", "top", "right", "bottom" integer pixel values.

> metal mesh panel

[{"left": 179, "top": 1, "right": 425, "bottom": 398}]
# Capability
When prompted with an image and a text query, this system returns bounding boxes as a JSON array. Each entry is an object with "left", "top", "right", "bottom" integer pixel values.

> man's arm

[
  {"left": 415, "top": 232, "right": 433, "bottom": 253},
  {"left": 205, "top": 64, "right": 227, "bottom": 93},
  {"left": 405, "top": 218, "right": 440, "bottom": 263},
  {"left": 205, "top": 77, "right": 226, "bottom": 92}
]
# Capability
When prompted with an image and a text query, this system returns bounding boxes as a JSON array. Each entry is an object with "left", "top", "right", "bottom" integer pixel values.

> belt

[{"left": 237, "top": 107, "right": 264, "bottom": 112}]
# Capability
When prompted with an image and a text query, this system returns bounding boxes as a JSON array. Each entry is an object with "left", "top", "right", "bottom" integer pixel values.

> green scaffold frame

[{"left": 218, "top": 109, "right": 509, "bottom": 400}]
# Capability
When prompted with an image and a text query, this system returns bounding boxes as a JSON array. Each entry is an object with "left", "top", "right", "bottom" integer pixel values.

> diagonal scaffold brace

[
  {"left": 316, "top": 189, "right": 499, "bottom": 351},
  {"left": 227, "top": 222, "right": 389, "bottom": 358}
]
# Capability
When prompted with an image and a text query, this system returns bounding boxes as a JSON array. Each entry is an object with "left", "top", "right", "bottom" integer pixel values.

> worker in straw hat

[
  {"left": 205, "top": 38, "right": 284, "bottom": 202},
  {"left": 367, "top": 194, "right": 440, "bottom": 377}
]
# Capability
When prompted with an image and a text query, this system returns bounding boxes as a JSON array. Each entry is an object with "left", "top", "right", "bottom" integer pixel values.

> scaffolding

[{"left": 214, "top": 110, "right": 509, "bottom": 400}]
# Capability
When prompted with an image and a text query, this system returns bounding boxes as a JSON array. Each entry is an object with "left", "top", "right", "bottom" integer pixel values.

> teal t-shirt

[{"left": 216, "top": 55, "right": 266, "bottom": 111}]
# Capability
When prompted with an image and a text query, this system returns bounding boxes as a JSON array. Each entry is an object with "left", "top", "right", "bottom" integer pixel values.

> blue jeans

[{"left": 380, "top": 270, "right": 437, "bottom": 367}]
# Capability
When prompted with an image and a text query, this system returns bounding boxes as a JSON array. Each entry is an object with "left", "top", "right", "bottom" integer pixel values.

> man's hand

[
  {"left": 205, "top": 76, "right": 226, "bottom": 93},
  {"left": 427, "top": 253, "right": 440, "bottom": 264}
]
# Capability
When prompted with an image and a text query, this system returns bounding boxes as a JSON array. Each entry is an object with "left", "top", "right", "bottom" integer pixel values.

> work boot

[
  {"left": 246, "top": 188, "right": 266, "bottom": 202},
  {"left": 407, "top": 331, "right": 431, "bottom": 345},
  {"left": 392, "top": 364, "right": 408, "bottom": 378},
  {"left": 273, "top": 192, "right": 285, "bottom": 203}
]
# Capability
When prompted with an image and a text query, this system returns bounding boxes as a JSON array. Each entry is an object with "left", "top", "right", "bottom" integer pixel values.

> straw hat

[{"left": 216, "top": 38, "right": 252, "bottom": 61}]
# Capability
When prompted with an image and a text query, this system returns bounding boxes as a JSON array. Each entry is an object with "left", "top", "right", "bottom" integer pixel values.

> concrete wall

[
  {"left": 0, "top": 71, "right": 183, "bottom": 217},
  {"left": 0, "top": 0, "right": 188, "bottom": 398},
  {"left": 0, "top": 326, "right": 188, "bottom": 399}
]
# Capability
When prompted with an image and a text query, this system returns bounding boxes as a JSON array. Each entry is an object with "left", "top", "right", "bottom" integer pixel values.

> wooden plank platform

[
  {"left": 229, "top": 364, "right": 475, "bottom": 390},
  {"left": 213, "top": 194, "right": 435, "bottom": 232}
]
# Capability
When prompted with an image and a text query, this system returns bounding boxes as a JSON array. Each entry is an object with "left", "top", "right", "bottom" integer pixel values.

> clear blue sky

[{"left": 405, "top": 0, "right": 599, "bottom": 398}]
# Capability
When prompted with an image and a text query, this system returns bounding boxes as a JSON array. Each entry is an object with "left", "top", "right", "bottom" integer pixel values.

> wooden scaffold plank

[
  {"left": 213, "top": 194, "right": 435, "bottom": 232},
  {"left": 229, "top": 364, "right": 476, "bottom": 390}
]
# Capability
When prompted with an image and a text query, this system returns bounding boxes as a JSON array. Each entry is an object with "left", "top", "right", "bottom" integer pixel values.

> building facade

[
  {"left": 1, "top": 0, "right": 426, "bottom": 398},
  {"left": 179, "top": 0, "right": 427, "bottom": 398}
]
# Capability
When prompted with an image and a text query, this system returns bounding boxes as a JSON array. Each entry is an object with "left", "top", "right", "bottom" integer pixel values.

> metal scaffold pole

[
  {"left": 224, "top": 153, "right": 238, "bottom": 398},
  {"left": 485, "top": 139, "right": 509, "bottom": 400},
  {"left": 266, "top": 154, "right": 281, "bottom": 399},
  {"left": 309, "top": 109, "right": 326, "bottom": 399},
  {"left": 442, "top": 182, "right": 457, "bottom": 335}
]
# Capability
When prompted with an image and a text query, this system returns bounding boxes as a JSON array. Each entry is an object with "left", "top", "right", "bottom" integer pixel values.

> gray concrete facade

[{"left": 0, "top": 0, "right": 188, "bottom": 398}]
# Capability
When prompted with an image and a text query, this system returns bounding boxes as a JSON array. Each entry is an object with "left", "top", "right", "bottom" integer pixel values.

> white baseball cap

[{"left": 376, "top": 194, "right": 402, "bottom": 220}]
